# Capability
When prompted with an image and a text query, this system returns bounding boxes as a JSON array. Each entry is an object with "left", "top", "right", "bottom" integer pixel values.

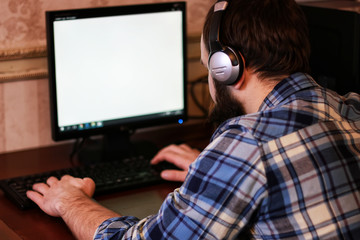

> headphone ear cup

[{"left": 208, "top": 46, "right": 244, "bottom": 85}]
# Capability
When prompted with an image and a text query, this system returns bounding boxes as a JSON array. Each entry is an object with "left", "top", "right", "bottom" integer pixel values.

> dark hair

[{"left": 203, "top": 0, "right": 311, "bottom": 80}]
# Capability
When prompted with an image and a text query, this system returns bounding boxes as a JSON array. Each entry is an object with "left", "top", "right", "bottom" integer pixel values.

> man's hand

[
  {"left": 151, "top": 144, "right": 200, "bottom": 182},
  {"left": 26, "top": 175, "right": 95, "bottom": 217},
  {"left": 27, "top": 175, "right": 120, "bottom": 239}
]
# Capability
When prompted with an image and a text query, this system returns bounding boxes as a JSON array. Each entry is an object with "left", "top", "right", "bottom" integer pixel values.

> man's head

[
  {"left": 203, "top": 0, "right": 311, "bottom": 81},
  {"left": 201, "top": 0, "right": 311, "bottom": 127},
  {"left": 201, "top": 36, "right": 246, "bottom": 127}
]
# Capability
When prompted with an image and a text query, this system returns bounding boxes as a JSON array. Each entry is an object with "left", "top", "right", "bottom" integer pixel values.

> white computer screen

[{"left": 53, "top": 10, "right": 184, "bottom": 128}]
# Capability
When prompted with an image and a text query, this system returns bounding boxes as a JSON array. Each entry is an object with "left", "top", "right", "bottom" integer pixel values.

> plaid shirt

[{"left": 94, "top": 73, "right": 360, "bottom": 239}]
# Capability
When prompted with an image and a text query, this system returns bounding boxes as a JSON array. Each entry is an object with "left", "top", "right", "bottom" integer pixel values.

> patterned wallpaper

[
  {"left": 0, "top": 0, "right": 213, "bottom": 50},
  {"left": 0, "top": 0, "right": 212, "bottom": 153}
]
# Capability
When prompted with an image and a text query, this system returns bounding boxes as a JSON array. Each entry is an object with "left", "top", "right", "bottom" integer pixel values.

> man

[{"left": 27, "top": 0, "right": 360, "bottom": 239}]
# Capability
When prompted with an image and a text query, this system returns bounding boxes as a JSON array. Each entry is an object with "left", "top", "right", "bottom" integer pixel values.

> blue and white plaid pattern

[{"left": 94, "top": 73, "right": 360, "bottom": 239}]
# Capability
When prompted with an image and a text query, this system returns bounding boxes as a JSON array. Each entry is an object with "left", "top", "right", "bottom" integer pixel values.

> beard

[{"left": 207, "top": 80, "right": 246, "bottom": 129}]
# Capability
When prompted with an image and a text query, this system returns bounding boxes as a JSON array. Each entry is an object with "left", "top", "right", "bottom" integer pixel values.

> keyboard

[{"left": 0, "top": 155, "right": 175, "bottom": 210}]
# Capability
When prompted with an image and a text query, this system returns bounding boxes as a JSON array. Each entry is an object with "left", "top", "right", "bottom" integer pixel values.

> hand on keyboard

[
  {"left": 26, "top": 175, "right": 95, "bottom": 217},
  {"left": 0, "top": 154, "right": 178, "bottom": 209},
  {"left": 151, "top": 144, "right": 200, "bottom": 182}
]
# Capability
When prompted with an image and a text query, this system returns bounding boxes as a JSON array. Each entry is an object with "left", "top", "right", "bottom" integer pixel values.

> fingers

[
  {"left": 32, "top": 182, "right": 50, "bottom": 195},
  {"left": 27, "top": 176, "right": 61, "bottom": 201},
  {"left": 151, "top": 144, "right": 196, "bottom": 165},
  {"left": 160, "top": 170, "right": 187, "bottom": 182},
  {"left": 29, "top": 175, "right": 94, "bottom": 197},
  {"left": 154, "top": 151, "right": 185, "bottom": 168},
  {"left": 151, "top": 144, "right": 178, "bottom": 164},
  {"left": 153, "top": 144, "right": 190, "bottom": 156},
  {"left": 82, "top": 177, "right": 96, "bottom": 197},
  {"left": 26, "top": 175, "right": 95, "bottom": 217},
  {"left": 26, "top": 189, "right": 45, "bottom": 206},
  {"left": 178, "top": 144, "right": 192, "bottom": 151},
  {"left": 27, "top": 182, "right": 51, "bottom": 213},
  {"left": 60, "top": 174, "right": 73, "bottom": 181},
  {"left": 46, "top": 176, "right": 58, "bottom": 186},
  {"left": 58, "top": 175, "right": 95, "bottom": 197}
]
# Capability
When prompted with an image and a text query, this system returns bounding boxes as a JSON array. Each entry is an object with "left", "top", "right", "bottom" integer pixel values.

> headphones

[{"left": 208, "top": 1, "right": 244, "bottom": 85}]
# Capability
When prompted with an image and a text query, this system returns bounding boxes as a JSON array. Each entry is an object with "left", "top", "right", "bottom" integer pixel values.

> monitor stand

[{"left": 76, "top": 129, "right": 158, "bottom": 165}]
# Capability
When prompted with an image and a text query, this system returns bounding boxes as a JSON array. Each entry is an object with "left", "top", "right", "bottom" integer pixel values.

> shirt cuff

[{"left": 93, "top": 216, "right": 140, "bottom": 240}]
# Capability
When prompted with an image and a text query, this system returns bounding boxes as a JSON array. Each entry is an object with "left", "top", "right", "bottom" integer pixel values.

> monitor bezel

[{"left": 46, "top": 2, "right": 187, "bottom": 141}]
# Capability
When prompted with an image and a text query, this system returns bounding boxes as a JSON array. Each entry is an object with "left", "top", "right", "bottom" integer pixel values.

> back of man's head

[{"left": 203, "top": 0, "right": 311, "bottom": 80}]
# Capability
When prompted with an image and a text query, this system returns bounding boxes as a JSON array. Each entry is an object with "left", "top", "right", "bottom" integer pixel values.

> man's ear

[
  {"left": 231, "top": 52, "right": 247, "bottom": 90},
  {"left": 232, "top": 69, "right": 247, "bottom": 90}
]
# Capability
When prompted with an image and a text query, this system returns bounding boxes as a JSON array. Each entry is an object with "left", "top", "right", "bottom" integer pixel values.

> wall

[{"left": 0, "top": 0, "right": 210, "bottom": 154}]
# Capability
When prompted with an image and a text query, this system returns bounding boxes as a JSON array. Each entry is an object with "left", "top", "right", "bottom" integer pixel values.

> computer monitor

[
  {"left": 46, "top": 2, "right": 187, "bottom": 160},
  {"left": 301, "top": 4, "right": 360, "bottom": 95}
]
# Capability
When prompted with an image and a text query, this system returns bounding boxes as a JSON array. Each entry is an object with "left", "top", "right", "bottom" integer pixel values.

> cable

[
  {"left": 69, "top": 137, "right": 87, "bottom": 166},
  {"left": 189, "top": 75, "right": 209, "bottom": 118}
]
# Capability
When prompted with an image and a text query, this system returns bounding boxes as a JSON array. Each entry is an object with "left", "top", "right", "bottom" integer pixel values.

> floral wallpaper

[
  {"left": 0, "top": 0, "right": 213, "bottom": 50},
  {"left": 0, "top": 0, "right": 44, "bottom": 49}
]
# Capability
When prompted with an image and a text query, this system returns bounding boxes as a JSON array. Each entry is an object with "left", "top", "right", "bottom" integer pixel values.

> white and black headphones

[{"left": 208, "top": 1, "right": 244, "bottom": 85}]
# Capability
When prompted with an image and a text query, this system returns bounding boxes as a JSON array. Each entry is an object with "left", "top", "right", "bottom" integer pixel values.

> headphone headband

[{"left": 209, "top": 1, "right": 228, "bottom": 53}]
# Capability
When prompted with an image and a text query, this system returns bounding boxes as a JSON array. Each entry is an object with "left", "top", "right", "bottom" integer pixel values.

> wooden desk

[{"left": 0, "top": 121, "right": 211, "bottom": 239}]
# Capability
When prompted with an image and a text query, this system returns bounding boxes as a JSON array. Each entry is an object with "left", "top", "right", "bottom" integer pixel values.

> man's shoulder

[{"left": 215, "top": 104, "right": 318, "bottom": 144}]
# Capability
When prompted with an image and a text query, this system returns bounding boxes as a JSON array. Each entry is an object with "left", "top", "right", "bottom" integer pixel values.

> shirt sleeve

[
  {"left": 94, "top": 126, "right": 268, "bottom": 240},
  {"left": 94, "top": 216, "right": 140, "bottom": 240}
]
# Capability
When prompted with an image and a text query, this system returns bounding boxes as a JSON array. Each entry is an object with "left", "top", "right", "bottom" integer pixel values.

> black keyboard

[{"left": 0, "top": 155, "right": 174, "bottom": 210}]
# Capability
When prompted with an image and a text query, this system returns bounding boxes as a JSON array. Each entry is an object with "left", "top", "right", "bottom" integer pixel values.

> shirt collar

[
  {"left": 211, "top": 72, "right": 320, "bottom": 141},
  {"left": 258, "top": 72, "right": 319, "bottom": 112}
]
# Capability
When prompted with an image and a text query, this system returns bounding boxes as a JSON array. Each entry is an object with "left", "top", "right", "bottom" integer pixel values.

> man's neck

[{"left": 231, "top": 73, "right": 283, "bottom": 114}]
